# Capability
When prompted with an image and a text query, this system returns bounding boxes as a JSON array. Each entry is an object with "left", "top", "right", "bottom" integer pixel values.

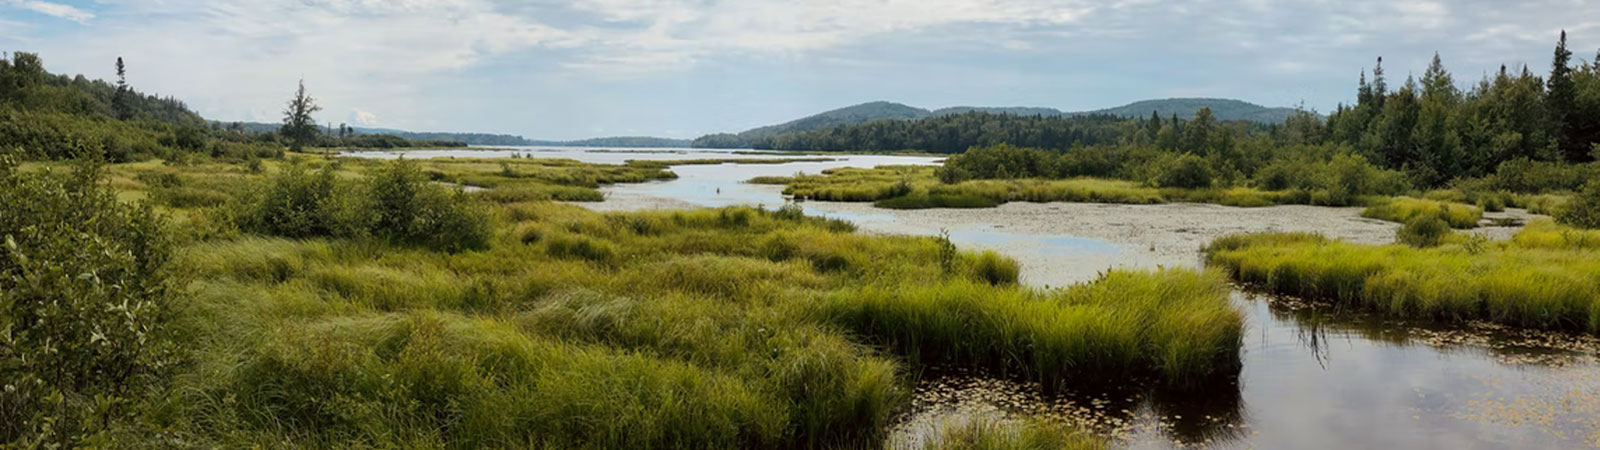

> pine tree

[
  {"left": 1421, "top": 52, "right": 1458, "bottom": 103},
  {"left": 280, "top": 79, "right": 322, "bottom": 153},
  {"left": 112, "top": 57, "right": 131, "bottom": 120},
  {"left": 1357, "top": 69, "right": 1373, "bottom": 106},
  {"left": 1180, "top": 107, "right": 1217, "bottom": 154},
  {"left": 1372, "top": 57, "right": 1388, "bottom": 110},
  {"left": 1548, "top": 30, "right": 1580, "bottom": 161}
]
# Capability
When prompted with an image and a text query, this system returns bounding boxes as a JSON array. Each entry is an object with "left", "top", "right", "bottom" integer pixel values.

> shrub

[
  {"left": 773, "top": 202, "right": 805, "bottom": 221},
  {"left": 1556, "top": 181, "right": 1600, "bottom": 229},
  {"left": 366, "top": 159, "right": 492, "bottom": 252},
  {"left": 233, "top": 164, "right": 362, "bottom": 239},
  {"left": 0, "top": 154, "right": 175, "bottom": 446},
  {"left": 1396, "top": 212, "right": 1451, "bottom": 248},
  {"left": 1155, "top": 153, "right": 1215, "bottom": 189},
  {"left": 232, "top": 160, "right": 492, "bottom": 252}
]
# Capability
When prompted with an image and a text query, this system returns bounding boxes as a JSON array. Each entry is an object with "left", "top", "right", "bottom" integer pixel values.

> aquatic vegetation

[
  {"left": 1395, "top": 211, "right": 1452, "bottom": 248},
  {"left": 1361, "top": 197, "right": 1482, "bottom": 229},
  {"left": 772, "top": 164, "right": 1398, "bottom": 210},
  {"left": 908, "top": 418, "right": 1105, "bottom": 450},
  {"left": 1205, "top": 227, "right": 1600, "bottom": 333},
  {"left": 822, "top": 269, "right": 1243, "bottom": 388},
  {"left": 3, "top": 157, "right": 1244, "bottom": 448}
]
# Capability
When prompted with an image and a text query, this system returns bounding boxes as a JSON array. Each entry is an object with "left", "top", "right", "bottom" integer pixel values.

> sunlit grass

[
  {"left": 772, "top": 165, "right": 1370, "bottom": 209},
  {"left": 1205, "top": 226, "right": 1600, "bottom": 332},
  {"left": 1360, "top": 197, "right": 1483, "bottom": 229},
  {"left": 105, "top": 157, "right": 1247, "bottom": 448}
]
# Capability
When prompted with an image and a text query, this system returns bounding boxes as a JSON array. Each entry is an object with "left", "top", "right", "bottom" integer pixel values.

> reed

[{"left": 1205, "top": 227, "right": 1600, "bottom": 332}]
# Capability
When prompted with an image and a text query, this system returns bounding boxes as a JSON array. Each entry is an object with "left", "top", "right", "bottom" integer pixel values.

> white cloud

[
  {"left": 348, "top": 108, "right": 379, "bottom": 127},
  {"left": 6, "top": 0, "right": 1600, "bottom": 138},
  {"left": 3, "top": 0, "right": 94, "bottom": 23}
]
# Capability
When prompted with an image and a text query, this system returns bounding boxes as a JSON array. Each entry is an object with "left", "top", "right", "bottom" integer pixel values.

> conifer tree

[
  {"left": 112, "top": 57, "right": 131, "bottom": 120},
  {"left": 1548, "top": 30, "right": 1579, "bottom": 160}
]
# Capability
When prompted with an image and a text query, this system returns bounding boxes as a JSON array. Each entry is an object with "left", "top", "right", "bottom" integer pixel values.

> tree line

[
  {"left": 1, "top": 52, "right": 460, "bottom": 162},
  {"left": 753, "top": 32, "right": 1600, "bottom": 190}
]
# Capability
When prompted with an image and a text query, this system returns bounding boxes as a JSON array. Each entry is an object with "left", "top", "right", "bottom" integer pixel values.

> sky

[{"left": 2, "top": 0, "right": 1598, "bottom": 140}]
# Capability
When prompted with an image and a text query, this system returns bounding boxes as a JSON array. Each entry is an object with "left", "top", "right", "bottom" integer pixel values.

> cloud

[
  {"left": 348, "top": 108, "right": 379, "bottom": 127},
  {"left": 3, "top": 0, "right": 94, "bottom": 23},
  {"left": 4, "top": 0, "right": 1598, "bottom": 139}
]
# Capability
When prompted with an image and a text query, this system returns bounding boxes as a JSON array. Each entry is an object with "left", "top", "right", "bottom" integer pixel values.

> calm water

[{"left": 359, "top": 148, "right": 1600, "bottom": 449}]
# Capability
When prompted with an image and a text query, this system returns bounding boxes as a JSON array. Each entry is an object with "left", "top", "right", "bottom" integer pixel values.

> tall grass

[
  {"left": 902, "top": 418, "right": 1105, "bottom": 450},
  {"left": 23, "top": 157, "right": 1249, "bottom": 448},
  {"left": 821, "top": 269, "right": 1242, "bottom": 388},
  {"left": 1205, "top": 227, "right": 1600, "bottom": 332},
  {"left": 775, "top": 165, "right": 1373, "bottom": 209},
  {"left": 1360, "top": 197, "right": 1482, "bottom": 229}
]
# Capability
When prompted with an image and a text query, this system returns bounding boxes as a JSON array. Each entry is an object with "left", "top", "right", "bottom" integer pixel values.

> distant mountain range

[
  {"left": 218, "top": 97, "right": 1301, "bottom": 150},
  {"left": 692, "top": 98, "right": 1305, "bottom": 148},
  {"left": 213, "top": 122, "right": 690, "bottom": 148}
]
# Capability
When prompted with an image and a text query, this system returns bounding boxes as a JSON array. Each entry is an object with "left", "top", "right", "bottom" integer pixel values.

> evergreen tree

[
  {"left": 1357, "top": 70, "right": 1373, "bottom": 106},
  {"left": 280, "top": 79, "right": 322, "bottom": 152},
  {"left": 112, "top": 57, "right": 131, "bottom": 120},
  {"left": 1181, "top": 107, "right": 1217, "bottom": 154},
  {"left": 1547, "top": 30, "right": 1580, "bottom": 161},
  {"left": 1372, "top": 57, "right": 1388, "bottom": 110}
]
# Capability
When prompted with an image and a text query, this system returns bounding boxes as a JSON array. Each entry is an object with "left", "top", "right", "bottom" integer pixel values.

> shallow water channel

[{"left": 361, "top": 148, "right": 1600, "bottom": 449}]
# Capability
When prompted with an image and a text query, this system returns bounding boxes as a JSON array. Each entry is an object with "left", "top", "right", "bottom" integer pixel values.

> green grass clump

[
  {"left": 1395, "top": 211, "right": 1451, "bottom": 248},
  {"left": 822, "top": 269, "right": 1242, "bottom": 388},
  {"left": 777, "top": 165, "right": 1360, "bottom": 210},
  {"left": 1205, "top": 228, "right": 1600, "bottom": 333},
  {"left": 908, "top": 418, "right": 1105, "bottom": 450},
  {"left": 1361, "top": 197, "right": 1482, "bottom": 229},
  {"left": 874, "top": 192, "right": 999, "bottom": 209},
  {"left": 1512, "top": 219, "right": 1600, "bottom": 250},
  {"left": 746, "top": 175, "right": 796, "bottom": 185}
]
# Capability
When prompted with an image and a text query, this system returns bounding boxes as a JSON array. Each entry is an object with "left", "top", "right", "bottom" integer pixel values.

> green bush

[
  {"left": 1396, "top": 212, "right": 1451, "bottom": 248},
  {"left": 366, "top": 159, "right": 492, "bottom": 252},
  {"left": 233, "top": 164, "right": 362, "bottom": 238},
  {"left": 1155, "top": 153, "right": 1215, "bottom": 189},
  {"left": 232, "top": 160, "right": 492, "bottom": 252},
  {"left": 1557, "top": 181, "right": 1600, "bottom": 229},
  {"left": 0, "top": 154, "right": 175, "bottom": 446}
]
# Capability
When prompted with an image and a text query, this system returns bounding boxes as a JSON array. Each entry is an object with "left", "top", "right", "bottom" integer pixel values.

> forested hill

[
  {"left": 693, "top": 101, "right": 929, "bottom": 148},
  {"left": 547, "top": 136, "right": 692, "bottom": 147},
  {"left": 1082, "top": 98, "right": 1301, "bottom": 124},
  {"left": 691, "top": 98, "right": 1303, "bottom": 148},
  {"left": 354, "top": 128, "right": 535, "bottom": 146}
]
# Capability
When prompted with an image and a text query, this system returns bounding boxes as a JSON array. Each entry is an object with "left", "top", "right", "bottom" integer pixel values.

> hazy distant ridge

[{"left": 692, "top": 98, "right": 1305, "bottom": 148}]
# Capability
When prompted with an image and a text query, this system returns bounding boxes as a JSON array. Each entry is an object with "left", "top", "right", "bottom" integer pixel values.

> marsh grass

[
  {"left": 775, "top": 165, "right": 1375, "bottom": 209},
  {"left": 1206, "top": 226, "right": 1600, "bottom": 332},
  {"left": 902, "top": 418, "right": 1105, "bottom": 450},
  {"left": 1361, "top": 197, "right": 1483, "bottom": 229},
  {"left": 20, "top": 157, "right": 1247, "bottom": 448}
]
